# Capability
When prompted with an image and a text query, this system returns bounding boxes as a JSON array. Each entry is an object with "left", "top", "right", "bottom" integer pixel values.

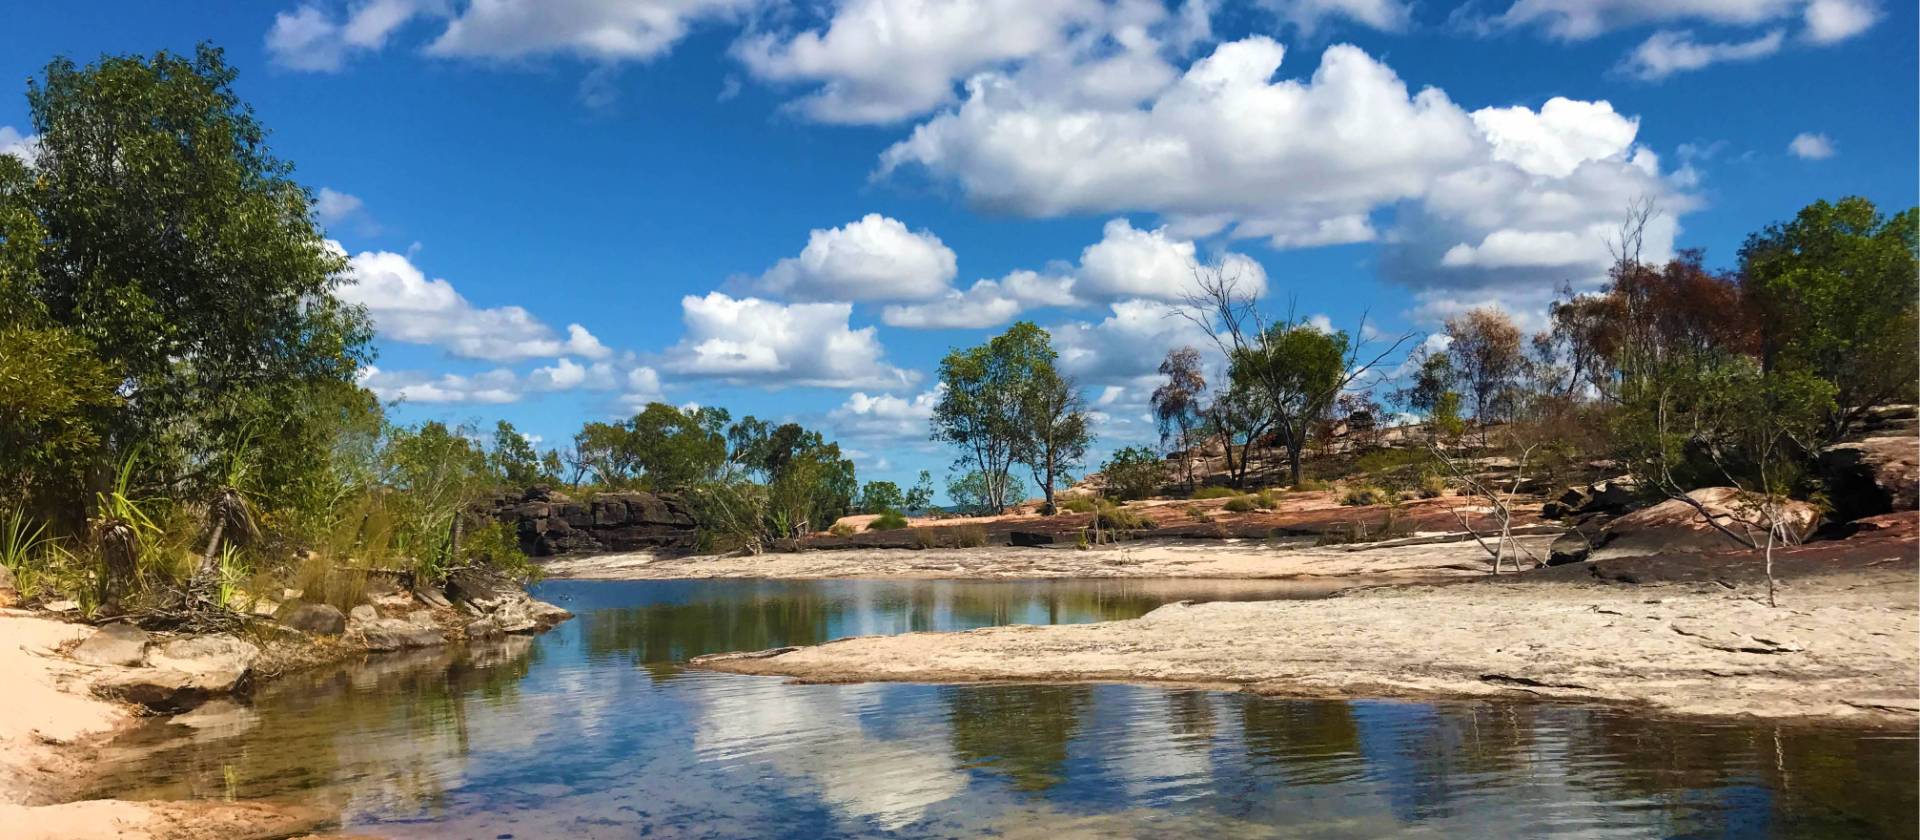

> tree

[
  {"left": 932, "top": 322, "right": 1061, "bottom": 514},
  {"left": 1101, "top": 447, "right": 1167, "bottom": 501},
  {"left": 382, "top": 421, "right": 491, "bottom": 581},
  {"left": 858, "top": 481, "right": 904, "bottom": 514},
  {"left": 1183, "top": 263, "right": 1412, "bottom": 486},
  {"left": 1199, "top": 380, "right": 1272, "bottom": 490},
  {"left": 903, "top": 470, "right": 936, "bottom": 512},
  {"left": 16, "top": 45, "right": 373, "bottom": 516},
  {"left": 1151, "top": 347, "right": 1208, "bottom": 491},
  {"left": 1740, "top": 197, "right": 1919, "bottom": 436},
  {"left": 1013, "top": 365, "right": 1090, "bottom": 513},
  {"left": 1444, "top": 308, "right": 1525, "bottom": 430},
  {"left": 948, "top": 470, "right": 1026, "bottom": 516},
  {"left": 488, "top": 421, "right": 544, "bottom": 487},
  {"left": 628, "top": 403, "right": 727, "bottom": 491}
]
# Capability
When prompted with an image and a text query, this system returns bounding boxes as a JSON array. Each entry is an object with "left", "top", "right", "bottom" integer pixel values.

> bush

[
  {"left": 1293, "top": 478, "right": 1332, "bottom": 492},
  {"left": 1223, "top": 496, "right": 1256, "bottom": 513},
  {"left": 1252, "top": 488, "right": 1279, "bottom": 510},
  {"left": 1059, "top": 497, "right": 1097, "bottom": 513},
  {"left": 867, "top": 510, "right": 909, "bottom": 531},
  {"left": 1184, "top": 504, "right": 1209, "bottom": 521},
  {"left": 1191, "top": 485, "right": 1240, "bottom": 500},
  {"left": 1417, "top": 474, "right": 1448, "bottom": 499},
  {"left": 827, "top": 522, "right": 855, "bottom": 537},
  {"left": 462, "top": 520, "right": 541, "bottom": 583},
  {"left": 1340, "top": 485, "right": 1389, "bottom": 507},
  {"left": 1094, "top": 502, "right": 1155, "bottom": 531},
  {"left": 1101, "top": 447, "right": 1167, "bottom": 500},
  {"left": 910, "top": 525, "right": 989, "bottom": 549}
]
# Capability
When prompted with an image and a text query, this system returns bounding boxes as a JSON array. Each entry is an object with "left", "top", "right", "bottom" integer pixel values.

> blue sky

[{"left": 4, "top": 1, "right": 1914, "bottom": 494}]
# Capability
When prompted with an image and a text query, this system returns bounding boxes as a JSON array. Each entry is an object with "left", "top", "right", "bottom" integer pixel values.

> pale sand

[
  {"left": 544, "top": 533, "right": 1560, "bottom": 581},
  {"left": 0, "top": 611, "right": 324, "bottom": 838},
  {"left": 696, "top": 567, "right": 1920, "bottom": 726}
]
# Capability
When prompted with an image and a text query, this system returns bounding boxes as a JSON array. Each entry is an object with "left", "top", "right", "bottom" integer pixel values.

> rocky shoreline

[{"left": 0, "top": 570, "right": 573, "bottom": 838}]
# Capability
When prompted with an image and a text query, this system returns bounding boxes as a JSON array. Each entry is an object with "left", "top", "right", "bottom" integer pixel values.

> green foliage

[
  {"left": 903, "top": 470, "right": 936, "bottom": 512},
  {"left": 1352, "top": 448, "right": 1430, "bottom": 496},
  {"left": 1251, "top": 488, "right": 1279, "bottom": 510},
  {"left": 947, "top": 470, "right": 1026, "bottom": 516},
  {"left": 827, "top": 522, "right": 855, "bottom": 537},
  {"left": 867, "top": 510, "right": 909, "bottom": 531},
  {"left": 1741, "top": 197, "right": 1919, "bottom": 434},
  {"left": 1230, "top": 322, "right": 1350, "bottom": 482},
  {"left": 1190, "top": 485, "right": 1240, "bottom": 500},
  {"left": 1058, "top": 497, "right": 1096, "bottom": 514},
  {"left": 461, "top": 520, "right": 539, "bottom": 583},
  {"left": 1184, "top": 504, "right": 1209, "bottom": 521},
  {"left": 381, "top": 421, "right": 491, "bottom": 584},
  {"left": 487, "top": 421, "right": 546, "bottom": 488},
  {"left": 1223, "top": 496, "right": 1256, "bottom": 513},
  {"left": 935, "top": 322, "right": 1090, "bottom": 513},
  {"left": 1101, "top": 447, "right": 1167, "bottom": 501},
  {"left": 1293, "top": 477, "right": 1332, "bottom": 492},
  {"left": 0, "top": 326, "right": 118, "bottom": 518},
  {"left": 1093, "top": 501, "right": 1155, "bottom": 531},
  {"left": 1429, "top": 392, "right": 1467, "bottom": 441},
  {"left": 858, "top": 480, "right": 904, "bottom": 514}
]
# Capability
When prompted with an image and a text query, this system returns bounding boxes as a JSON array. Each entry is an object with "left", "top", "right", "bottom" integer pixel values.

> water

[{"left": 86, "top": 578, "right": 1917, "bottom": 838}]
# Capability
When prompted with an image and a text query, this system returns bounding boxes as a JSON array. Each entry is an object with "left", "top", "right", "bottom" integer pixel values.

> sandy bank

[
  {"left": 0, "top": 610, "right": 329, "bottom": 837},
  {"left": 695, "top": 563, "right": 1920, "bottom": 726},
  {"left": 545, "top": 532, "right": 1560, "bottom": 581}
]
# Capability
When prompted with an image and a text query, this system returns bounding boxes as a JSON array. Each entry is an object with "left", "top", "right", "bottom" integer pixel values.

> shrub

[
  {"left": 1293, "top": 478, "right": 1332, "bottom": 492},
  {"left": 1060, "top": 497, "right": 1097, "bottom": 514},
  {"left": 1101, "top": 447, "right": 1167, "bottom": 500},
  {"left": 1340, "top": 485, "right": 1389, "bottom": 507},
  {"left": 867, "top": 510, "right": 909, "bottom": 531},
  {"left": 1094, "top": 502, "right": 1155, "bottom": 531},
  {"left": 1417, "top": 474, "right": 1448, "bottom": 499},
  {"left": 1191, "top": 486, "right": 1240, "bottom": 500},
  {"left": 1184, "top": 504, "right": 1209, "bottom": 522},
  {"left": 910, "top": 525, "right": 989, "bottom": 548},
  {"left": 462, "top": 520, "right": 541, "bottom": 583},
  {"left": 827, "top": 522, "right": 855, "bottom": 537},
  {"left": 1223, "top": 496, "right": 1256, "bottom": 513},
  {"left": 1252, "top": 489, "right": 1279, "bottom": 510}
]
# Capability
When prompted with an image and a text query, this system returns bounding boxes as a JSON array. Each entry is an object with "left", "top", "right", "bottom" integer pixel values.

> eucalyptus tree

[{"left": 932, "top": 322, "right": 1091, "bottom": 514}]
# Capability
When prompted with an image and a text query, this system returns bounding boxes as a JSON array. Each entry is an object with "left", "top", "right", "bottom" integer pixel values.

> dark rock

[
  {"left": 1584, "top": 477, "right": 1638, "bottom": 513},
  {"left": 1546, "top": 530, "right": 1595, "bottom": 566},
  {"left": 1009, "top": 531, "right": 1061, "bottom": 547},
  {"left": 276, "top": 602, "right": 347, "bottom": 636},
  {"left": 356, "top": 618, "right": 445, "bottom": 652},
  {"left": 480, "top": 487, "right": 700, "bottom": 556},
  {"left": 72, "top": 623, "right": 151, "bottom": 667},
  {"left": 1820, "top": 435, "right": 1918, "bottom": 521},
  {"left": 94, "top": 669, "right": 220, "bottom": 713}
]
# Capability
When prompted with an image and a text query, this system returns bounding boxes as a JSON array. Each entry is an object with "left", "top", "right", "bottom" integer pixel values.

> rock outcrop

[
  {"left": 275, "top": 602, "right": 347, "bottom": 636},
  {"left": 93, "top": 634, "right": 261, "bottom": 712},
  {"left": 481, "top": 486, "right": 699, "bottom": 556},
  {"left": 1589, "top": 487, "right": 1819, "bottom": 561},
  {"left": 71, "top": 623, "right": 151, "bottom": 667},
  {"left": 1821, "top": 433, "right": 1918, "bottom": 521},
  {"left": 353, "top": 618, "right": 445, "bottom": 652},
  {"left": 445, "top": 567, "right": 573, "bottom": 635}
]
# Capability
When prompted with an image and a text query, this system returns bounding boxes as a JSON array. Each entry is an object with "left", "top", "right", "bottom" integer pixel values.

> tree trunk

[{"left": 97, "top": 520, "right": 137, "bottom": 613}]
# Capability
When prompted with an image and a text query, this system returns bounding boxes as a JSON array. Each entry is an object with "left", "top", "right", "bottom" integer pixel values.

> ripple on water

[{"left": 79, "top": 578, "right": 1920, "bottom": 839}]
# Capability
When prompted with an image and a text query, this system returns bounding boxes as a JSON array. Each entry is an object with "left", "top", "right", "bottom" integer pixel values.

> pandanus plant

[
  {"left": 93, "top": 451, "right": 157, "bottom": 612},
  {"left": 191, "top": 435, "right": 259, "bottom": 603}
]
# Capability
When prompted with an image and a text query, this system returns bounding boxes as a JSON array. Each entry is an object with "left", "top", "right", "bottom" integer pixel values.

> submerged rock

[
  {"left": 276, "top": 602, "right": 347, "bottom": 636},
  {"left": 71, "top": 623, "right": 151, "bottom": 667}
]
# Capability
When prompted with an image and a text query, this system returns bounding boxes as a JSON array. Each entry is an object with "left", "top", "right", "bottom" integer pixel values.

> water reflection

[{"left": 83, "top": 579, "right": 1917, "bottom": 839}]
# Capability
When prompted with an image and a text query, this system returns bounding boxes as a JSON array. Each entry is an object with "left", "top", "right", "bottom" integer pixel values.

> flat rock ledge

[{"left": 694, "top": 570, "right": 1920, "bottom": 727}]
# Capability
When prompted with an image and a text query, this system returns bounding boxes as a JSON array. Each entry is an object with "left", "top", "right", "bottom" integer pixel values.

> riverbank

[
  {"left": 544, "top": 531, "right": 1561, "bottom": 580},
  {"left": 695, "top": 537, "right": 1920, "bottom": 727}
]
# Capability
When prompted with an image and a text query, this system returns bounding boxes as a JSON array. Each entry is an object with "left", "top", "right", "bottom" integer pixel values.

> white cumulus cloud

[
  {"left": 664, "top": 292, "right": 916, "bottom": 388},
  {"left": 754, "top": 214, "right": 957, "bottom": 301},
  {"left": 1788, "top": 131, "right": 1835, "bottom": 159},
  {"left": 1620, "top": 29, "right": 1784, "bottom": 80},
  {"left": 337, "top": 246, "right": 613, "bottom": 362},
  {"left": 358, "top": 365, "right": 521, "bottom": 404},
  {"left": 0, "top": 126, "right": 39, "bottom": 163}
]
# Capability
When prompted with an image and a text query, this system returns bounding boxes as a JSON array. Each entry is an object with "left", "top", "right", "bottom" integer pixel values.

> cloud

[
  {"left": 829, "top": 386, "right": 942, "bottom": 441},
  {"left": 268, "top": 0, "right": 752, "bottom": 71},
  {"left": 880, "top": 268, "right": 1077, "bottom": 329},
  {"left": 1075, "top": 218, "right": 1268, "bottom": 302},
  {"left": 314, "top": 186, "right": 380, "bottom": 234},
  {"left": 266, "top": 0, "right": 422, "bottom": 71},
  {"left": 1788, "top": 131, "right": 1835, "bottom": 159},
  {"left": 1259, "top": 0, "right": 1411, "bottom": 33},
  {"left": 1620, "top": 29, "right": 1784, "bottom": 80},
  {"left": 664, "top": 292, "right": 916, "bottom": 388},
  {"left": 881, "top": 39, "right": 1481, "bottom": 248},
  {"left": 358, "top": 365, "right": 521, "bottom": 404},
  {"left": 1803, "top": 0, "right": 1878, "bottom": 42},
  {"left": 336, "top": 246, "right": 613, "bottom": 362},
  {"left": 754, "top": 214, "right": 957, "bottom": 301},
  {"left": 1049, "top": 299, "right": 1213, "bottom": 386},
  {"left": 0, "top": 126, "right": 39, "bottom": 163},
  {"left": 1489, "top": 0, "right": 1804, "bottom": 40}
]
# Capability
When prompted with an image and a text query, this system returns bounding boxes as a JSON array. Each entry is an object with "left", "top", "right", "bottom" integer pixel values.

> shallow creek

[{"left": 83, "top": 578, "right": 1917, "bottom": 838}]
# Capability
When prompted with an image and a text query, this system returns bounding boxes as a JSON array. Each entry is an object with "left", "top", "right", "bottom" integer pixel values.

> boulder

[
  {"left": 406, "top": 610, "right": 438, "bottom": 628},
  {"left": 480, "top": 487, "right": 699, "bottom": 556},
  {"left": 444, "top": 568, "right": 522, "bottom": 613},
  {"left": 1546, "top": 530, "right": 1595, "bottom": 566},
  {"left": 276, "top": 602, "right": 347, "bottom": 636},
  {"left": 1591, "top": 488, "right": 1820, "bottom": 561},
  {"left": 71, "top": 623, "right": 151, "bottom": 667},
  {"left": 348, "top": 604, "right": 379, "bottom": 626},
  {"left": 489, "top": 602, "right": 537, "bottom": 633},
  {"left": 464, "top": 617, "right": 501, "bottom": 639},
  {"left": 144, "top": 635, "right": 259, "bottom": 693},
  {"left": 1009, "top": 531, "right": 1062, "bottom": 547},
  {"left": 1820, "top": 435, "right": 1919, "bottom": 521},
  {"left": 94, "top": 668, "right": 220, "bottom": 713},
  {"left": 355, "top": 618, "right": 445, "bottom": 652}
]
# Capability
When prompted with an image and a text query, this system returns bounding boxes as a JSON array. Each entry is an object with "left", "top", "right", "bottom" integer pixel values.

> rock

[
  {"left": 406, "top": 610, "right": 438, "bottom": 628},
  {"left": 464, "top": 617, "right": 501, "bottom": 639},
  {"left": 1592, "top": 488, "right": 1820, "bottom": 561},
  {"left": 348, "top": 604, "right": 379, "bottom": 626},
  {"left": 276, "top": 602, "right": 347, "bottom": 636},
  {"left": 94, "top": 668, "right": 220, "bottom": 713},
  {"left": 171, "top": 699, "right": 260, "bottom": 738},
  {"left": 480, "top": 487, "right": 699, "bottom": 556},
  {"left": 529, "top": 600, "right": 572, "bottom": 629},
  {"left": 72, "top": 623, "right": 151, "bottom": 667},
  {"left": 490, "top": 602, "right": 537, "bottom": 633},
  {"left": 1009, "top": 531, "right": 1062, "bottom": 547},
  {"left": 43, "top": 599, "right": 78, "bottom": 613},
  {"left": 144, "top": 635, "right": 259, "bottom": 693},
  {"left": 1546, "top": 531, "right": 1594, "bottom": 566},
  {"left": 355, "top": 618, "right": 445, "bottom": 652},
  {"left": 444, "top": 568, "right": 522, "bottom": 613},
  {"left": 414, "top": 586, "right": 453, "bottom": 610},
  {"left": 1584, "top": 477, "right": 1638, "bottom": 514},
  {"left": 1820, "top": 435, "right": 1919, "bottom": 521}
]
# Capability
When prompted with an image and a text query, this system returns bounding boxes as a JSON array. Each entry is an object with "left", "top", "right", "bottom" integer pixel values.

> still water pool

[{"left": 88, "top": 578, "right": 1917, "bottom": 838}]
